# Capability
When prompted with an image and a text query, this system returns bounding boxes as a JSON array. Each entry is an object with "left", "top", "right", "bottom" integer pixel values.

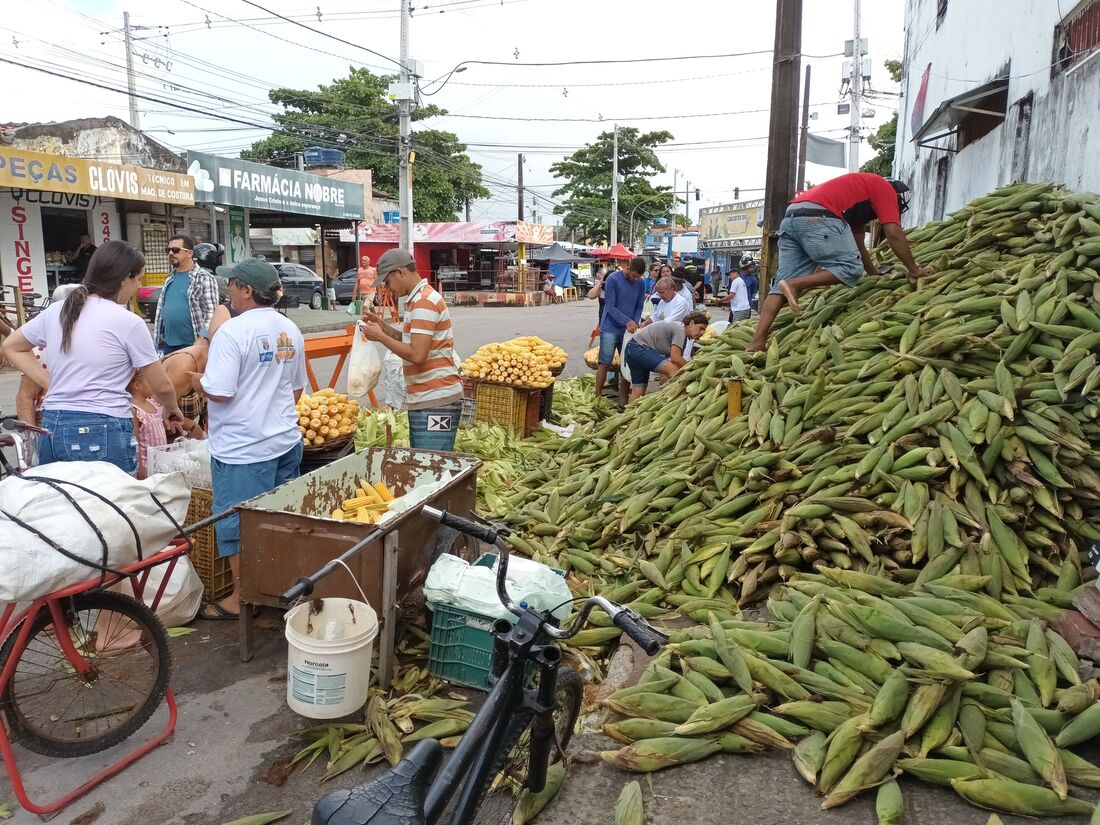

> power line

[
  {"left": 233, "top": 0, "right": 403, "bottom": 68},
  {"left": 434, "top": 101, "right": 838, "bottom": 123}
]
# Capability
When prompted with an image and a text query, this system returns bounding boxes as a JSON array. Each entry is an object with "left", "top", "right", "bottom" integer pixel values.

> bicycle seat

[{"left": 312, "top": 739, "right": 444, "bottom": 825}]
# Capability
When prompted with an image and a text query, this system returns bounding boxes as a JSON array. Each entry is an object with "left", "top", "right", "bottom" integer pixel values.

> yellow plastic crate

[
  {"left": 475, "top": 383, "right": 538, "bottom": 436},
  {"left": 186, "top": 487, "right": 233, "bottom": 604}
]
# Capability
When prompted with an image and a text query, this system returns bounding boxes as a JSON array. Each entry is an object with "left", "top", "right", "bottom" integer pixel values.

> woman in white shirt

[{"left": 2, "top": 241, "right": 183, "bottom": 474}]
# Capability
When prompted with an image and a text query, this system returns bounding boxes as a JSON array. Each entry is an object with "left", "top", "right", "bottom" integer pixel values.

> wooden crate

[{"left": 186, "top": 487, "right": 233, "bottom": 604}]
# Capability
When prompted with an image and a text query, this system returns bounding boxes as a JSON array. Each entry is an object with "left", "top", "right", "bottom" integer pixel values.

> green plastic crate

[{"left": 427, "top": 554, "right": 563, "bottom": 691}]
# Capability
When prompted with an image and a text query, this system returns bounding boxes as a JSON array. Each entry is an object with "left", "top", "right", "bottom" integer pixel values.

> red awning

[{"left": 592, "top": 242, "right": 634, "bottom": 259}]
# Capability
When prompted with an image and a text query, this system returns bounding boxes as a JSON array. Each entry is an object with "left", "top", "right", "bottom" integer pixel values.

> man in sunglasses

[{"left": 153, "top": 234, "right": 220, "bottom": 355}]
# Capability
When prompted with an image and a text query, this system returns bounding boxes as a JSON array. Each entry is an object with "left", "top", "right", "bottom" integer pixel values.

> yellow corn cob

[
  {"left": 331, "top": 508, "right": 346, "bottom": 521},
  {"left": 342, "top": 496, "right": 373, "bottom": 510},
  {"left": 358, "top": 479, "right": 384, "bottom": 504},
  {"left": 373, "top": 482, "right": 395, "bottom": 502}
]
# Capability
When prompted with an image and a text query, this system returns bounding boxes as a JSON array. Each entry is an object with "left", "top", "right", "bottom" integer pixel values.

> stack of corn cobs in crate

[{"left": 478, "top": 183, "right": 1100, "bottom": 818}]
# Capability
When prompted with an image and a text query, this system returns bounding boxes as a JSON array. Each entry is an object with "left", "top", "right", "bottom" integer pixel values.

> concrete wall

[
  {"left": 895, "top": 0, "right": 1100, "bottom": 226},
  {"left": 6, "top": 117, "right": 184, "bottom": 170}
]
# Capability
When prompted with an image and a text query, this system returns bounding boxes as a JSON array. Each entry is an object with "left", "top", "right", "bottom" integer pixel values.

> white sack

[
  {"left": 118, "top": 554, "right": 203, "bottom": 627},
  {"left": 0, "top": 462, "right": 191, "bottom": 602},
  {"left": 347, "top": 322, "right": 383, "bottom": 398}
]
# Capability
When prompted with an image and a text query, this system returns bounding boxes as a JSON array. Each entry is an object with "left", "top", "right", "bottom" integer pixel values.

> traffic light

[
  {"left": 695, "top": 188, "right": 701, "bottom": 201},
  {"left": 734, "top": 187, "right": 740, "bottom": 199}
]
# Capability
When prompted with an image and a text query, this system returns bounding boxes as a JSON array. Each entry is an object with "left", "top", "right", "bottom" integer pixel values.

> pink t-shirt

[{"left": 21, "top": 295, "right": 159, "bottom": 419}]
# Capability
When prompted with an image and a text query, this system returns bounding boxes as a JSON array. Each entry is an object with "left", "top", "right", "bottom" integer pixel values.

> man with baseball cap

[
  {"left": 192, "top": 258, "right": 307, "bottom": 621},
  {"left": 359, "top": 249, "right": 464, "bottom": 450}
]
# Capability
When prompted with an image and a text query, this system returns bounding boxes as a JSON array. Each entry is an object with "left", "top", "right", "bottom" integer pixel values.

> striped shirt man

[{"left": 401, "top": 278, "right": 463, "bottom": 410}]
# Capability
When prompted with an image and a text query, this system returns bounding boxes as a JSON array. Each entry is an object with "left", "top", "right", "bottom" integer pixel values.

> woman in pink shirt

[{"left": 1, "top": 241, "right": 184, "bottom": 475}]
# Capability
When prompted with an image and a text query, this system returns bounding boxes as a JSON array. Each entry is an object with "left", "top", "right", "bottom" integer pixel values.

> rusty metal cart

[{"left": 235, "top": 447, "right": 480, "bottom": 687}]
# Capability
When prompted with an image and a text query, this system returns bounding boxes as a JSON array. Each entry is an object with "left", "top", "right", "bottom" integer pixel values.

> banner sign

[
  {"left": 340, "top": 220, "right": 553, "bottom": 245},
  {"left": 699, "top": 199, "right": 764, "bottom": 250},
  {"left": 187, "top": 151, "right": 364, "bottom": 220},
  {"left": 0, "top": 147, "right": 194, "bottom": 206}
]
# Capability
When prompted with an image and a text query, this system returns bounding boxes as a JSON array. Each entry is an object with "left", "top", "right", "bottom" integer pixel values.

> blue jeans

[
  {"left": 408, "top": 402, "right": 462, "bottom": 451},
  {"left": 773, "top": 214, "right": 863, "bottom": 292},
  {"left": 39, "top": 410, "right": 137, "bottom": 475},
  {"left": 597, "top": 330, "right": 624, "bottom": 366},
  {"left": 624, "top": 340, "right": 669, "bottom": 388},
  {"left": 159, "top": 342, "right": 190, "bottom": 356},
  {"left": 211, "top": 441, "right": 303, "bottom": 558}
]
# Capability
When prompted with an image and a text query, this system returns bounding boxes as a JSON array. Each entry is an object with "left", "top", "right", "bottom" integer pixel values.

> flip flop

[{"left": 198, "top": 602, "right": 241, "bottom": 622}]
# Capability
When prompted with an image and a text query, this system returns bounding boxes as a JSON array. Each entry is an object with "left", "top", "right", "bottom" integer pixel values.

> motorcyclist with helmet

[{"left": 745, "top": 173, "right": 933, "bottom": 352}]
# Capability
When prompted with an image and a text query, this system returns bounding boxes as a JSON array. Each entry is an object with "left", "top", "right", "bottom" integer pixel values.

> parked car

[
  {"left": 333, "top": 268, "right": 358, "bottom": 305},
  {"left": 273, "top": 263, "right": 324, "bottom": 310}
]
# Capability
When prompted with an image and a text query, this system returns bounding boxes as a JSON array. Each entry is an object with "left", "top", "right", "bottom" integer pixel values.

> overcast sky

[{"left": 2, "top": 0, "right": 904, "bottom": 224}]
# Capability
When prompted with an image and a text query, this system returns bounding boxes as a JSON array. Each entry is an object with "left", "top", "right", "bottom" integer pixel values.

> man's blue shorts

[
  {"left": 598, "top": 330, "right": 624, "bottom": 366},
  {"left": 771, "top": 214, "right": 864, "bottom": 294},
  {"left": 624, "top": 340, "right": 668, "bottom": 388},
  {"left": 211, "top": 441, "right": 303, "bottom": 558}
]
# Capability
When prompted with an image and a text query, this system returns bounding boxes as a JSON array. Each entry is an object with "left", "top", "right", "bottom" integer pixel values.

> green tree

[
  {"left": 242, "top": 67, "right": 488, "bottom": 222},
  {"left": 549, "top": 128, "right": 677, "bottom": 244},
  {"left": 860, "top": 59, "right": 903, "bottom": 177}
]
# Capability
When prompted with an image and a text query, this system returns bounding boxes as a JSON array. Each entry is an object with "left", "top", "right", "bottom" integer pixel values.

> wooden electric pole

[
  {"left": 761, "top": 0, "right": 803, "bottom": 297},
  {"left": 796, "top": 64, "right": 812, "bottom": 193}
]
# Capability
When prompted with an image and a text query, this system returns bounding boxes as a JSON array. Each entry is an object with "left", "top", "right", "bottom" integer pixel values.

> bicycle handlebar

[{"left": 421, "top": 507, "right": 668, "bottom": 654}]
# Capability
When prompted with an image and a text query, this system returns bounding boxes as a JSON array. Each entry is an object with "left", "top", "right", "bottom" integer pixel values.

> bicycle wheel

[
  {"left": 468, "top": 666, "right": 584, "bottom": 825},
  {"left": 0, "top": 590, "right": 172, "bottom": 758}
]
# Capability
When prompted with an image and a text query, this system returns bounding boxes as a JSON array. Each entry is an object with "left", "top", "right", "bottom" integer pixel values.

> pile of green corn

[
  {"left": 488, "top": 182, "right": 1100, "bottom": 621},
  {"left": 597, "top": 568, "right": 1100, "bottom": 817}
]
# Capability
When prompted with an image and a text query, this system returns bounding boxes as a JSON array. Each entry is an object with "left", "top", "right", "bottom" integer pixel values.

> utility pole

[
  {"left": 610, "top": 125, "right": 620, "bottom": 245},
  {"left": 796, "top": 64, "right": 812, "bottom": 192},
  {"left": 123, "top": 11, "right": 140, "bottom": 129},
  {"left": 465, "top": 198, "right": 471, "bottom": 222},
  {"left": 848, "top": 0, "right": 862, "bottom": 171},
  {"left": 517, "top": 153, "right": 525, "bottom": 220},
  {"left": 684, "top": 179, "right": 692, "bottom": 225},
  {"left": 398, "top": 0, "right": 414, "bottom": 251},
  {"left": 761, "top": 0, "right": 803, "bottom": 296}
]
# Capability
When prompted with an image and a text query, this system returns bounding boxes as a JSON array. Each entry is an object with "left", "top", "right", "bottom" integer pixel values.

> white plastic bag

[
  {"left": 0, "top": 462, "right": 191, "bottom": 602},
  {"left": 348, "top": 321, "right": 383, "bottom": 398},
  {"left": 383, "top": 350, "right": 407, "bottom": 410},
  {"left": 619, "top": 330, "right": 636, "bottom": 383},
  {"left": 424, "top": 553, "right": 572, "bottom": 622},
  {"left": 118, "top": 555, "right": 203, "bottom": 627}
]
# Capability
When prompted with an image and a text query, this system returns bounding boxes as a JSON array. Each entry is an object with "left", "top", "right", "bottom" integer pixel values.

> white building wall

[{"left": 895, "top": 0, "right": 1100, "bottom": 226}]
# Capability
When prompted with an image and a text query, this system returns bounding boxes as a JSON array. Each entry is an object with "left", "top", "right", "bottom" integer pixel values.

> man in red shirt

[{"left": 746, "top": 173, "right": 933, "bottom": 351}]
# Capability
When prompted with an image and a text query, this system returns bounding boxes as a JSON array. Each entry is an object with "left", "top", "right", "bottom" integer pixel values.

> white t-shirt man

[
  {"left": 728, "top": 275, "right": 750, "bottom": 313},
  {"left": 651, "top": 291, "right": 691, "bottom": 324},
  {"left": 678, "top": 283, "right": 695, "bottom": 307},
  {"left": 201, "top": 307, "right": 307, "bottom": 464}
]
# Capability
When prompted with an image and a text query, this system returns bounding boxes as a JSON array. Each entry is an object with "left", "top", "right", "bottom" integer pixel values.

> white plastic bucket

[{"left": 285, "top": 597, "right": 378, "bottom": 719}]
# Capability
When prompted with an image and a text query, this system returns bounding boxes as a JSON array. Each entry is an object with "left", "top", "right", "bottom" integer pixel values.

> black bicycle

[{"left": 282, "top": 506, "right": 667, "bottom": 825}]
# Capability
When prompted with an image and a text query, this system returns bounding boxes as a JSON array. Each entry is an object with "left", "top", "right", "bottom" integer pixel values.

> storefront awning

[{"left": 911, "top": 77, "right": 1009, "bottom": 149}]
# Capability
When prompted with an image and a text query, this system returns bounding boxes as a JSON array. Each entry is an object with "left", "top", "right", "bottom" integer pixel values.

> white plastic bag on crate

[
  {"left": 0, "top": 461, "right": 191, "bottom": 602},
  {"left": 347, "top": 321, "right": 383, "bottom": 398},
  {"left": 117, "top": 555, "right": 203, "bottom": 626},
  {"left": 424, "top": 553, "right": 572, "bottom": 622},
  {"left": 618, "top": 329, "right": 636, "bottom": 383},
  {"left": 382, "top": 350, "right": 407, "bottom": 410}
]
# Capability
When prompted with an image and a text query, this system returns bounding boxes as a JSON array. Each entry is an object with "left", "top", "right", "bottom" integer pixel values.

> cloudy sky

[{"left": 1, "top": 0, "right": 904, "bottom": 224}]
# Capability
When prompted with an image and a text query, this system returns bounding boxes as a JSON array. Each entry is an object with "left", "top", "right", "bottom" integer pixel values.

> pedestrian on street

[
  {"left": 353, "top": 254, "right": 378, "bottom": 315},
  {"left": 595, "top": 256, "right": 647, "bottom": 406},
  {"left": 746, "top": 173, "right": 934, "bottom": 351},
  {"left": 193, "top": 258, "right": 307, "bottom": 621},
  {"left": 153, "top": 234, "right": 220, "bottom": 355},
  {"left": 359, "top": 249, "right": 465, "bottom": 449},
  {"left": 587, "top": 265, "right": 609, "bottom": 324},
  {"left": 643, "top": 277, "right": 692, "bottom": 326},
  {"left": 720, "top": 268, "right": 752, "bottom": 323},
  {"left": 2, "top": 241, "right": 184, "bottom": 474},
  {"left": 740, "top": 257, "right": 760, "bottom": 313},
  {"left": 624, "top": 312, "right": 709, "bottom": 402}
]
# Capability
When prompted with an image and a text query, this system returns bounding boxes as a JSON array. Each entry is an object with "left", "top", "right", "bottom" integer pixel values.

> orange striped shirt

[{"left": 401, "top": 279, "right": 463, "bottom": 410}]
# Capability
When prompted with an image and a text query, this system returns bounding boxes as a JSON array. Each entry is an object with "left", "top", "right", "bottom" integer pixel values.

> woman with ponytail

[{"left": 1, "top": 241, "right": 184, "bottom": 474}]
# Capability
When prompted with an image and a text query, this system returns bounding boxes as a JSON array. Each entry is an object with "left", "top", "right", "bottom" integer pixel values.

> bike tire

[
  {"left": 0, "top": 590, "right": 172, "bottom": 758},
  {"left": 466, "top": 666, "right": 584, "bottom": 825}
]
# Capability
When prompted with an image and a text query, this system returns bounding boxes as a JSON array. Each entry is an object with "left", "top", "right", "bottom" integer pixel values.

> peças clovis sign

[{"left": 186, "top": 151, "right": 364, "bottom": 220}]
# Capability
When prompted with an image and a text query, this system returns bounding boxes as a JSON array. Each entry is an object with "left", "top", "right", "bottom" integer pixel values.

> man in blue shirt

[
  {"left": 740, "top": 256, "right": 760, "bottom": 313},
  {"left": 596, "top": 256, "right": 646, "bottom": 405}
]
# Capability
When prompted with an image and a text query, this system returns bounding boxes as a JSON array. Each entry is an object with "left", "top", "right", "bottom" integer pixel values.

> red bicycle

[{"left": 0, "top": 417, "right": 228, "bottom": 816}]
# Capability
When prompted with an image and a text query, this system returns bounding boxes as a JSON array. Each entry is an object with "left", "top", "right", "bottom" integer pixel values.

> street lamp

[{"left": 628, "top": 193, "right": 666, "bottom": 250}]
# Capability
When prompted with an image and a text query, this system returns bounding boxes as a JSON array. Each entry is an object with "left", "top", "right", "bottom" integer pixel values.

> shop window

[
  {"left": 1055, "top": 0, "right": 1100, "bottom": 74},
  {"left": 142, "top": 225, "right": 169, "bottom": 274},
  {"left": 298, "top": 248, "right": 317, "bottom": 267}
]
